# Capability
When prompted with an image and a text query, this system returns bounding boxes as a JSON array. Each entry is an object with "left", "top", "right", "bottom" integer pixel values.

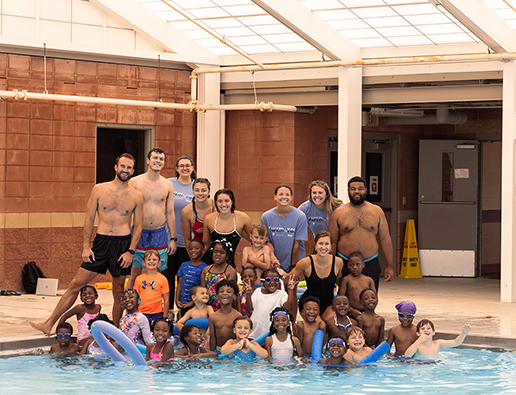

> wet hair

[
  {"left": 189, "top": 239, "right": 204, "bottom": 249},
  {"left": 147, "top": 147, "right": 165, "bottom": 161},
  {"left": 359, "top": 288, "right": 377, "bottom": 301},
  {"left": 80, "top": 285, "right": 98, "bottom": 297},
  {"left": 347, "top": 176, "right": 367, "bottom": 189},
  {"left": 56, "top": 322, "right": 73, "bottom": 335},
  {"left": 274, "top": 184, "right": 292, "bottom": 195},
  {"left": 179, "top": 324, "right": 199, "bottom": 346},
  {"left": 233, "top": 316, "right": 253, "bottom": 329},
  {"left": 314, "top": 230, "right": 332, "bottom": 245},
  {"left": 301, "top": 296, "right": 321, "bottom": 311},
  {"left": 416, "top": 319, "right": 435, "bottom": 332},
  {"left": 308, "top": 180, "right": 343, "bottom": 221},
  {"left": 121, "top": 288, "right": 140, "bottom": 309},
  {"left": 193, "top": 177, "right": 211, "bottom": 191},
  {"left": 189, "top": 285, "right": 205, "bottom": 298},
  {"left": 174, "top": 155, "right": 197, "bottom": 179},
  {"left": 261, "top": 268, "right": 281, "bottom": 279},
  {"left": 213, "top": 189, "right": 236, "bottom": 213},
  {"left": 251, "top": 224, "right": 268, "bottom": 237},
  {"left": 268, "top": 306, "right": 294, "bottom": 336},
  {"left": 346, "top": 326, "right": 366, "bottom": 340},
  {"left": 209, "top": 239, "right": 234, "bottom": 267},
  {"left": 115, "top": 153, "right": 135, "bottom": 166},
  {"left": 348, "top": 251, "right": 364, "bottom": 261},
  {"left": 241, "top": 266, "right": 257, "bottom": 278},
  {"left": 143, "top": 249, "right": 161, "bottom": 262},
  {"left": 215, "top": 279, "right": 239, "bottom": 295},
  {"left": 87, "top": 313, "right": 113, "bottom": 329},
  {"left": 151, "top": 318, "right": 173, "bottom": 333}
]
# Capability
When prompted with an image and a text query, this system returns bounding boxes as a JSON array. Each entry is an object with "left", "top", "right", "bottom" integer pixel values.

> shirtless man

[
  {"left": 126, "top": 148, "right": 177, "bottom": 290},
  {"left": 30, "top": 153, "right": 143, "bottom": 335},
  {"left": 329, "top": 176, "right": 393, "bottom": 290}
]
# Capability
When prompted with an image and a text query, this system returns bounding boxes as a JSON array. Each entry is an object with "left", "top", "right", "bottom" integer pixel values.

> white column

[
  {"left": 501, "top": 60, "right": 516, "bottom": 302},
  {"left": 196, "top": 72, "right": 224, "bottom": 191},
  {"left": 337, "top": 67, "right": 363, "bottom": 200}
]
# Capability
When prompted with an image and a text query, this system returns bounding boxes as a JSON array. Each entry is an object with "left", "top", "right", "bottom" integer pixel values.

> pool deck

[{"left": 2, "top": 276, "right": 516, "bottom": 352}]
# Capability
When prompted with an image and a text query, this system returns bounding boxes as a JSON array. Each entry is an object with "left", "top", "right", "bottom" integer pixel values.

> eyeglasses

[
  {"left": 264, "top": 277, "right": 281, "bottom": 283},
  {"left": 272, "top": 311, "right": 289, "bottom": 318},
  {"left": 328, "top": 338, "right": 345, "bottom": 345},
  {"left": 398, "top": 312, "right": 415, "bottom": 319},
  {"left": 56, "top": 333, "right": 72, "bottom": 340}
]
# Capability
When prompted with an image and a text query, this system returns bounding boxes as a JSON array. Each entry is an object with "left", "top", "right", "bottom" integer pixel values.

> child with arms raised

[
  {"left": 264, "top": 307, "right": 303, "bottom": 360},
  {"left": 338, "top": 252, "right": 375, "bottom": 318},
  {"left": 135, "top": 250, "right": 170, "bottom": 325},
  {"left": 405, "top": 319, "right": 471, "bottom": 358},
  {"left": 386, "top": 300, "right": 418, "bottom": 356},
  {"left": 176, "top": 324, "right": 217, "bottom": 358},
  {"left": 221, "top": 316, "right": 268, "bottom": 362},
  {"left": 248, "top": 268, "right": 298, "bottom": 340},
  {"left": 344, "top": 326, "right": 372, "bottom": 363},
  {"left": 356, "top": 289, "right": 385, "bottom": 348},
  {"left": 50, "top": 322, "right": 81, "bottom": 355},
  {"left": 175, "top": 239, "right": 207, "bottom": 318},
  {"left": 58, "top": 285, "right": 101, "bottom": 345},
  {"left": 119, "top": 289, "right": 152, "bottom": 345},
  {"left": 318, "top": 337, "right": 353, "bottom": 366},
  {"left": 294, "top": 296, "right": 326, "bottom": 357},
  {"left": 175, "top": 285, "right": 214, "bottom": 346},
  {"left": 242, "top": 224, "right": 271, "bottom": 282},
  {"left": 325, "top": 295, "right": 357, "bottom": 340},
  {"left": 146, "top": 318, "right": 174, "bottom": 361},
  {"left": 208, "top": 279, "right": 242, "bottom": 353}
]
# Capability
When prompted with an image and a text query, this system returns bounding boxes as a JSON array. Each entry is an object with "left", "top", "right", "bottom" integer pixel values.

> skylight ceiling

[{"left": 135, "top": 0, "right": 501, "bottom": 58}]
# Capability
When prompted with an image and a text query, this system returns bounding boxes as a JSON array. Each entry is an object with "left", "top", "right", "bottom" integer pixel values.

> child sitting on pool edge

[
  {"left": 386, "top": 300, "right": 418, "bottom": 356},
  {"left": 50, "top": 322, "right": 81, "bottom": 355},
  {"left": 405, "top": 319, "right": 471, "bottom": 359}
]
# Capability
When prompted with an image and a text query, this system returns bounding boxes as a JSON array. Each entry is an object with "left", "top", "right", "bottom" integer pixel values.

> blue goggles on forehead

[
  {"left": 272, "top": 311, "right": 289, "bottom": 319},
  {"left": 398, "top": 312, "right": 415, "bottom": 319},
  {"left": 264, "top": 277, "right": 280, "bottom": 283},
  {"left": 328, "top": 338, "right": 345, "bottom": 346}
]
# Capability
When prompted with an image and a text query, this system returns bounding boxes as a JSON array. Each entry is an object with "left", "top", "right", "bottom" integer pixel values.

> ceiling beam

[
  {"left": 438, "top": 0, "right": 516, "bottom": 52},
  {"left": 251, "top": 0, "right": 361, "bottom": 61},
  {"left": 90, "top": 0, "right": 219, "bottom": 62}
]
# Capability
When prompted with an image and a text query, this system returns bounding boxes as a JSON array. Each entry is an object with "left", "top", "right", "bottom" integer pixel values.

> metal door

[{"left": 418, "top": 140, "right": 479, "bottom": 277}]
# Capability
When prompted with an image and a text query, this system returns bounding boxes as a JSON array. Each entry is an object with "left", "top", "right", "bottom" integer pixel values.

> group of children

[{"left": 50, "top": 226, "right": 471, "bottom": 365}]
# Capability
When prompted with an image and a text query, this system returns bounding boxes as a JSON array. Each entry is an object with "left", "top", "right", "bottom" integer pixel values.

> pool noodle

[
  {"left": 91, "top": 321, "right": 146, "bottom": 366},
  {"left": 358, "top": 341, "right": 390, "bottom": 365},
  {"left": 173, "top": 318, "right": 210, "bottom": 336},
  {"left": 251, "top": 330, "right": 269, "bottom": 346},
  {"left": 311, "top": 329, "right": 324, "bottom": 362}
]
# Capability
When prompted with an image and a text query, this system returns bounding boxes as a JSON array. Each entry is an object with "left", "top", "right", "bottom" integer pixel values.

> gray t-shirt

[{"left": 168, "top": 177, "right": 194, "bottom": 248}]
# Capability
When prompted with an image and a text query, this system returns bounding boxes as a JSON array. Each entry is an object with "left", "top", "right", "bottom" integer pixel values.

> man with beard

[
  {"left": 328, "top": 176, "right": 393, "bottom": 290},
  {"left": 30, "top": 153, "right": 143, "bottom": 335},
  {"left": 125, "top": 148, "right": 177, "bottom": 291}
]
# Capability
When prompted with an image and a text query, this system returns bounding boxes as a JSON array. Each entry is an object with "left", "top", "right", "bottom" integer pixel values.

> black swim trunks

[{"left": 80, "top": 234, "right": 132, "bottom": 278}]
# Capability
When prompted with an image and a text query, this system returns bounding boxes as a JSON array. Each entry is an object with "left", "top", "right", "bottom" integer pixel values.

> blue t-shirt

[
  {"left": 298, "top": 201, "right": 341, "bottom": 237},
  {"left": 177, "top": 260, "right": 207, "bottom": 303},
  {"left": 261, "top": 207, "right": 308, "bottom": 271},
  {"left": 168, "top": 178, "right": 194, "bottom": 248}
]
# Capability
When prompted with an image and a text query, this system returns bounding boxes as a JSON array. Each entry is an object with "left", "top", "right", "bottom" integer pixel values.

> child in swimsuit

[
  {"left": 175, "top": 324, "right": 217, "bottom": 358},
  {"left": 80, "top": 314, "right": 118, "bottom": 358},
  {"left": 145, "top": 318, "right": 174, "bottom": 361},
  {"left": 50, "top": 322, "right": 81, "bottom": 355},
  {"left": 200, "top": 239, "right": 237, "bottom": 311},
  {"left": 119, "top": 289, "right": 152, "bottom": 345},
  {"left": 264, "top": 307, "right": 303, "bottom": 360},
  {"left": 220, "top": 317, "right": 268, "bottom": 362},
  {"left": 324, "top": 295, "right": 358, "bottom": 340},
  {"left": 58, "top": 285, "right": 101, "bottom": 345},
  {"left": 240, "top": 267, "right": 257, "bottom": 317}
]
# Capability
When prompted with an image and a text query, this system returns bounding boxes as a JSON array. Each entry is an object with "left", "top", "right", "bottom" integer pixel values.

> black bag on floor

[{"left": 22, "top": 261, "right": 46, "bottom": 294}]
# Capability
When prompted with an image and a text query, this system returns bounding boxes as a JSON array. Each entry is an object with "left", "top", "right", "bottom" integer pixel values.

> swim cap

[{"left": 395, "top": 300, "right": 416, "bottom": 314}]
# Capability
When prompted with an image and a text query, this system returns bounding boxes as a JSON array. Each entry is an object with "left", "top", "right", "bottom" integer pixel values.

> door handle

[{"left": 419, "top": 201, "right": 475, "bottom": 205}]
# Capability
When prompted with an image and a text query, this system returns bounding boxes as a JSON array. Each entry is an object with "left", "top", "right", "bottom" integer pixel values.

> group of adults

[{"left": 30, "top": 148, "right": 393, "bottom": 336}]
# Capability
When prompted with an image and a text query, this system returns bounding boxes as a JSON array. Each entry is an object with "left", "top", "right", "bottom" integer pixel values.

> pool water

[{"left": 1, "top": 347, "right": 515, "bottom": 394}]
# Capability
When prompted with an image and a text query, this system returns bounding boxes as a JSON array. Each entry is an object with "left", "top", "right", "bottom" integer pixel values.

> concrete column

[
  {"left": 196, "top": 72, "right": 224, "bottom": 191},
  {"left": 501, "top": 60, "right": 516, "bottom": 302},
  {"left": 337, "top": 66, "right": 363, "bottom": 200}
]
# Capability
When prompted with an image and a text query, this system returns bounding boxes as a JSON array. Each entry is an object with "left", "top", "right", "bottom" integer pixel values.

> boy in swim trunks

[
  {"left": 242, "top": 224, "right": 271, "bottom": 282},
  {"left": 386, "top": 300, "right": 418, "bottom": 356},
  {"left": 325, "top": 295, "right": 357, "bottom": 340},
  {"left": 294, "top": 296, "right": 326, "bottom": 357},
  {"left": 208, "top": 279, "right": 242, "bottom": 352},
  {"left": 50, "top": 323, "right": 81, "bottom": 355}
]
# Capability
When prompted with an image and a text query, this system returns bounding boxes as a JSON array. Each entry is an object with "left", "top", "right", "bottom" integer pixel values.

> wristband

[
  {"left": 170, "top": 237, "right": 177, "bottom": 241},
  {"left": 127, "top": 249, "right": 135, "bottom": 255}
]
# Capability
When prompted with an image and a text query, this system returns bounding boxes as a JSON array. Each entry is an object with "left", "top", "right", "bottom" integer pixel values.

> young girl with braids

[
  {"left": 200, "top": 239, "right": 237, "bottom": 311},
  {"left": 263, "top": 306, "right": 303, "bottom": 360}
]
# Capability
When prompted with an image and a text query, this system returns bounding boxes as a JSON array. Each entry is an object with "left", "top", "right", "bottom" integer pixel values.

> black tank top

[{"left": 302, "top": 255, "right": 337, "bottom": 313}]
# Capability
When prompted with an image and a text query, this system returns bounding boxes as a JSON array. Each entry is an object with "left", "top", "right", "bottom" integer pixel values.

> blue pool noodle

[
  {"left": 311, "top": 329, "right": 324, "bottom": 362},
  {"left": 173, "top": 318, "right": 209, "bottom": 336}
]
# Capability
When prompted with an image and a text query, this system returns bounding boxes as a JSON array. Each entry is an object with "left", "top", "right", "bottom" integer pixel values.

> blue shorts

[{"left": 132, "top": 226, "right": 168, "bottom": 270}]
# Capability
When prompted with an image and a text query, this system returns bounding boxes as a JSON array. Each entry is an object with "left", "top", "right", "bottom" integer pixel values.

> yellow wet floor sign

[{"left": 399, "top": 219, "right": 422, "bottom": 278}]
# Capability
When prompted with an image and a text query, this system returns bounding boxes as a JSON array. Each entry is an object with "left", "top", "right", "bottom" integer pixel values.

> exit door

[{"left": 418, "top": 140, "right": 479, "bottom": 277}]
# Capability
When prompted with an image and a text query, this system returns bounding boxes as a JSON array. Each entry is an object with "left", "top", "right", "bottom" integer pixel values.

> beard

[
  {"left": 349, "top": 192, "right": 365, "bottom": 206},
  {"left": 116, "top": 171, "right": 132, "bottom": 182}
]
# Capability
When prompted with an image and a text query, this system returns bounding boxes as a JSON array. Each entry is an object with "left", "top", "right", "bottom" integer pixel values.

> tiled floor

[{"left": 2, "top": 276, "right": 516, "bottom": 351}]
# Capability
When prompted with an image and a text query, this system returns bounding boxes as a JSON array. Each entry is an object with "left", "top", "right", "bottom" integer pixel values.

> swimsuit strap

[
  {"left": 232, "top": 213, "right": 237, "bottom": 231},
  {"left": 214, "top": 213, "right": 219, "bottom": 229},
  {"left": 331, "top": 255, "right": 336, "bottom": 275},
  {"left": 193, "top": 200, "right": 198, "bottom": 217},
  {"left": 309, "top": 255, "right": 315, "bottom": 275},
  {"left": 223, "top": 264, "right": 229, "bottom": 274}
]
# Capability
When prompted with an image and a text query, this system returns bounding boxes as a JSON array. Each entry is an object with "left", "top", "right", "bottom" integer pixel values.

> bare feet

[{"left": 29, "top": 321, "right": 52, "bottom": 336}]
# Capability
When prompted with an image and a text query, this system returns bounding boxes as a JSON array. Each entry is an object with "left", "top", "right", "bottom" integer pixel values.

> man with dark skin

[
  {"left": 30, "top": 153, "right": 144, "bottom": 335},
  {"left": 328, "top": 176, "right": 393, "bottom": 290}
]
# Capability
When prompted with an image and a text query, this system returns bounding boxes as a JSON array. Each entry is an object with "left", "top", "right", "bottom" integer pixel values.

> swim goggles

[
  {"left": 264, "top": 277, "right": 281, "bottom": 283},
  {"left": 272, "top": 311, "right": 289, "bottom": 318},
  {"left": 328, "top": 338, "right": 345, "bottom": 345},
  {"left": 398, "top": 312, "right": 415, "bottom": 319},
  {"left": 56, "top": 333, "right": 72, "bottom": 339},
  {"left": 334, "top": 315, "right": 352, "bottom": 330}
]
